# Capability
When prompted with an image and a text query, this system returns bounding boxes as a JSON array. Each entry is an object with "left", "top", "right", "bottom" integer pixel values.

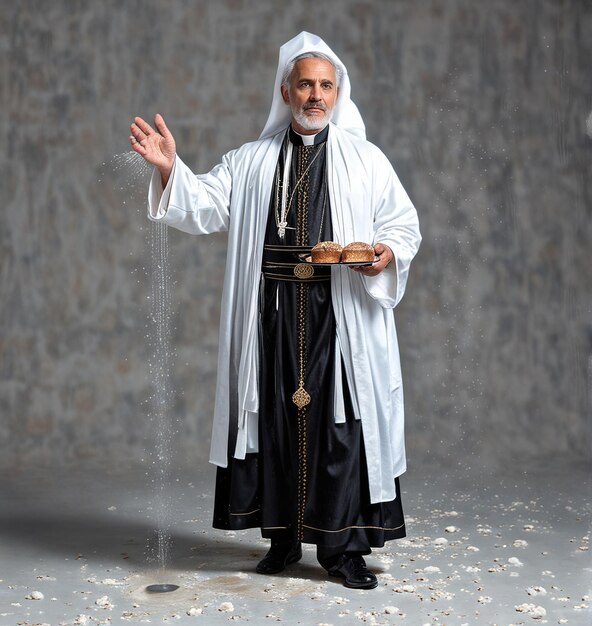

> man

[{"left": 130, "top": 32, "right": 421, "bottom": 590}]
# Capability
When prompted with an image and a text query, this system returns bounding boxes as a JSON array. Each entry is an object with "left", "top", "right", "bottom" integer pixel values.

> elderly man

[{"left": 130, "top": 32, "right": 420, "bottom": 589}]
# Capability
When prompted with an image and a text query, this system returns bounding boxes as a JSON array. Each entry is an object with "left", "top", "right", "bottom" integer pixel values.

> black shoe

[
  {"left": 256, "top": 541, "right": 302, "bottom": 575},
  {"left": 328, "top": 553, "right": 378, "bottom": 589}
]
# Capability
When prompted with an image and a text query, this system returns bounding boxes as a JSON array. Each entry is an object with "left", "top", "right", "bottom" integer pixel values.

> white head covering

[{"left": 259, "top": 31, "right": 366, "bottom": 140}]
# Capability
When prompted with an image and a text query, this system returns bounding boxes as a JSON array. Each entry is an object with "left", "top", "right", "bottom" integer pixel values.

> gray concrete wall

[{"left": 1, "top": 0, "right": 590, "bottom": 471}]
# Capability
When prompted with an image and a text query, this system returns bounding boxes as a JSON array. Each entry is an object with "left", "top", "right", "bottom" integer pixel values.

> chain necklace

[
  {"left": 275, "top": 141, "right": 326, "bottom": 239},
  {"left": 316, "top": 177, "right": 328, "bottom": 244}
]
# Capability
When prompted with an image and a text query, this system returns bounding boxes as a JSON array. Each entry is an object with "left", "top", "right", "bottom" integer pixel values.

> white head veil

[{"left": 259, "top": 31, "right": 366, "bottom": 140}]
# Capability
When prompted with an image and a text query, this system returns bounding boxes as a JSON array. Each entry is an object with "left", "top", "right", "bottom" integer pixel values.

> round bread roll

[
  {"left": 311, "top": 241, "right": 343, "bottom": 263},
  {"left": 341, "top": 241, "right": 375, "bottom": 263}
]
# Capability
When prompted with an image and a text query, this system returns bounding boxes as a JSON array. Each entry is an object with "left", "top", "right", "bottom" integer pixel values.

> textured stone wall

[{"left": 1, "top": 0, "right": 590, "bottom": 471}]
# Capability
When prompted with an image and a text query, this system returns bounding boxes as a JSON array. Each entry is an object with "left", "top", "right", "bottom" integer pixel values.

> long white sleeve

[{"left": 147, "top": 154, "right": 232, "bottom": 235}]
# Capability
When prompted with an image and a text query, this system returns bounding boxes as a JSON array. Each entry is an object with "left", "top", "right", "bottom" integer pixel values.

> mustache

[{"left": 303, "top": 102, "right": 327, "bottom": 112}]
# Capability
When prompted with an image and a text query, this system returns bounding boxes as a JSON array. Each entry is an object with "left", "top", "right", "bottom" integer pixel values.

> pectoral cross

[{"left": 277, "top": 220, "right": 288, "bottom": 239}]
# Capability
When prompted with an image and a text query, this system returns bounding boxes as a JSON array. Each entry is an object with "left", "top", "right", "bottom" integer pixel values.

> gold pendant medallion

[{"left": 292, "top": 385, "right": 311, "bottom": 409}]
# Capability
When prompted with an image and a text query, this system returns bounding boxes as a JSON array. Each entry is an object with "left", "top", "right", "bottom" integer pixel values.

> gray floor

[{"left": 0, "top": 458, "right": 590, "bottom": 626}]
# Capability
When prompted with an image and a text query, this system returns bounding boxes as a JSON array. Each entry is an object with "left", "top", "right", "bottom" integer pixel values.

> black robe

[{"left": 213, "top": 126, "right": 405, "bottom": 559}]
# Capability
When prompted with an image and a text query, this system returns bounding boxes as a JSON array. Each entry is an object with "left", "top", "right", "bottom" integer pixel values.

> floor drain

[{"left": 145, "top": 584, "right": 179, "bottom": 593}]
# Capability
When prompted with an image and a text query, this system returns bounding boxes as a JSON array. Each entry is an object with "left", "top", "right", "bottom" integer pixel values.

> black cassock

[{"left": 213, "top": 126, "right": 405, "bottom": 560}]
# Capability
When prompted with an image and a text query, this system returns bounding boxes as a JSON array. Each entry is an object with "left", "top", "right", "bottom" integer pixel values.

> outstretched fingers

[
  {"left": 153, "top": 113, "right": 171, "bottom": 139},
  {"left": 129, "top": 116, "right": 156, "bottom": 153},
  {"left": 129, "top": 133, "right": 145, "bottom": 154},
  {"left": 133, "top": 116, "right": 154, "bottom": 137}
]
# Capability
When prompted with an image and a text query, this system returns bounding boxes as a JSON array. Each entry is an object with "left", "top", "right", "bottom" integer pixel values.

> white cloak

[{"left": 148, "top": 122, "right": 421, "bottom": 504}]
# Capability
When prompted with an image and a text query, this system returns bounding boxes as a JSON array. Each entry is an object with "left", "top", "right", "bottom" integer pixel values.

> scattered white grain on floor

[
  {"left": 187, "top": 607, "right": 203, "bottom": 615},
  {"left": 95, "top": 595, "right": 113, "bottom": 608},
  {"left": 515, "top": 602, "right": 547, "bottom": 618}
]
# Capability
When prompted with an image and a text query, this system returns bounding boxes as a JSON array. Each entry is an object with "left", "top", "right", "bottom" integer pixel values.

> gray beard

[{"left": 292, "top": 105, "right": 334, "bottom": 132}]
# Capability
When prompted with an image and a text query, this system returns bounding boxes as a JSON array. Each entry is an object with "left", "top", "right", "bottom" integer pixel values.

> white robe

[{"left": 148, "top": 122, "right": 421, "bottom": 504}]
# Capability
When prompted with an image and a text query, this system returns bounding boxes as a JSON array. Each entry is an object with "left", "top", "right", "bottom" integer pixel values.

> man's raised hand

[{"left": 130, "top": 114, "right": 176, "bottom": 186}]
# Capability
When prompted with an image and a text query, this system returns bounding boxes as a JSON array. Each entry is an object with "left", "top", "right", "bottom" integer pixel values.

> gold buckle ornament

[{"left": 294, "top": 263, "right": 314, "bottom": 279}]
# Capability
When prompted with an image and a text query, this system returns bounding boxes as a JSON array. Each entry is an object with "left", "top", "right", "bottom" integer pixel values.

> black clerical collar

[{"left": 288, "top": 124, "right": 329, "bottom": 146}]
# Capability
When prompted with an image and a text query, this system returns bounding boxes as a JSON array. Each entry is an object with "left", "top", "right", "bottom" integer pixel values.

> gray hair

[{"left": 281, "top": 52, "right": 342, "bottom": 89}]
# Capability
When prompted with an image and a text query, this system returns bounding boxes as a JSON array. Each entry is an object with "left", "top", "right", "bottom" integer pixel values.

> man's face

[{"left": 281, "top": 57, "right": 339, "bottom": 134}]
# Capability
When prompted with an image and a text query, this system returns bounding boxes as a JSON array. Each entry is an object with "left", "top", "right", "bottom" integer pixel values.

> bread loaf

[
  {"left": 341, "top": 241, "right": 374, "bottom": 263},
  {"left": 311, "top": 241, "right": 343, "bottom": 263}
]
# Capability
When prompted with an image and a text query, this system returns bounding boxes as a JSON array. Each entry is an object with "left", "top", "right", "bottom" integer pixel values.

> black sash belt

[{"left": 262, "top": 245, "right": 331, "bottom": 282}]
